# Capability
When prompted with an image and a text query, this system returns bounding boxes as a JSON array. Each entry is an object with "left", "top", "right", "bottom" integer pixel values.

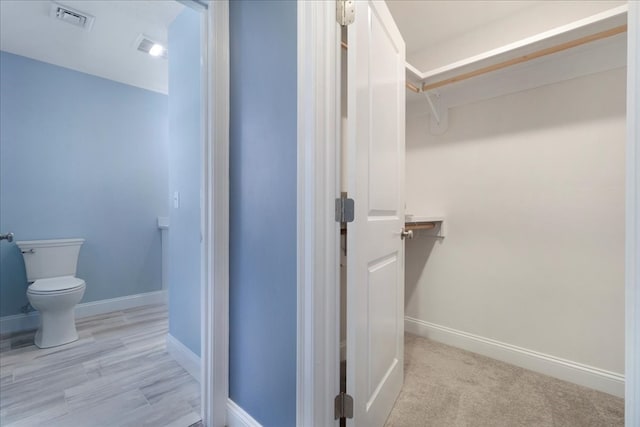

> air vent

[
  {"left": 135, "top": 34, "right": 167, "bottom": 59},
  {"left": 50, "top": 2, "right": 95, "bottom": 31}
]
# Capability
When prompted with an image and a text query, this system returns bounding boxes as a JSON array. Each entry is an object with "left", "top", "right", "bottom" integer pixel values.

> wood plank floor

[{"left": 0, "top": 304, "right": 201, "bottom": 427}]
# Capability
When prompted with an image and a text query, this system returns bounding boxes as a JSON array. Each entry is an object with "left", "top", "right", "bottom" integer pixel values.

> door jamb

[
  {"left": 199, "top": 1, "right": 229, "bottom": 426},
  {"left": 625, "top": 3, "right": 639, "bottom": 425},
  {"left": 296, "top": 1, "right": 341, "bottom": 426}
]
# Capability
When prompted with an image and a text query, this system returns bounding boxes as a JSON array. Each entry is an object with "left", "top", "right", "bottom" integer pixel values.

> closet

[{"left": 338, "top": 2, "right": 628, "bottom": 426}]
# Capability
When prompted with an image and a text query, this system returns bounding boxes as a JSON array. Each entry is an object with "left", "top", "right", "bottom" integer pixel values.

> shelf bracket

[
  {"left": 423, "top": 91, "right": 441, "bottom": 124},
  {"left": 422, "top": 90, "right": 448, "bottom": 135}
]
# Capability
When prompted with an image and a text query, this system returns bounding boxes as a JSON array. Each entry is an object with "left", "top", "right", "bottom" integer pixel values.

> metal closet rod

[{"left": 341, "top": 24, "right": 627, "bottom": 93}]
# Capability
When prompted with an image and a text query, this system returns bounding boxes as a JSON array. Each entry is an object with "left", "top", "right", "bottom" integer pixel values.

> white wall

[{"left": 405, "top": 68, "right": 626, "bottom": 376}]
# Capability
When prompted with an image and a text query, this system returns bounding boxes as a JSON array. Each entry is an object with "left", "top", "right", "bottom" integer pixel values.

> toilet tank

[{"left": 15, "top": 238, "right": 85, "bottom": 282}]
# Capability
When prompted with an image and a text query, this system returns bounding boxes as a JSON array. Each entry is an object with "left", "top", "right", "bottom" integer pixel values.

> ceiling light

[
  {"left": 149, "top": 44, "right": 165, "bottom": 57},
  {"left": 135, "top": 35, "right": 167, "bottom": 59}
]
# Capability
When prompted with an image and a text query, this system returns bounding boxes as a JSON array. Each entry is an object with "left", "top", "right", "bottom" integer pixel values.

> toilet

[{"left": 16, "top": 238, "right": 86, "bottom": 348}]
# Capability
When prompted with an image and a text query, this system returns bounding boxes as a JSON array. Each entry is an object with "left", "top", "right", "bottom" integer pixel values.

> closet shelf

[
  {"left": 405, "top": 4, "right": 627, "bottom": 92},
  {"left": 405, "top": 222, "right": 436, "bottom": 231},
  {"left": 405, "top": 216, "right": 445, "bottom": 238}
]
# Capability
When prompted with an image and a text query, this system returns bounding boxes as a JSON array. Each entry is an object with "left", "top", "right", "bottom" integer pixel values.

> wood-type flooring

[{"left": 0, "top": 304, "right": 201, "bottom": 427}]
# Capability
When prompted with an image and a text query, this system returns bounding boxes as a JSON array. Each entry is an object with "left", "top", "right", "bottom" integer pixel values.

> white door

[{"left": 346, "top": 1, "right": 406, "bottom": 426}]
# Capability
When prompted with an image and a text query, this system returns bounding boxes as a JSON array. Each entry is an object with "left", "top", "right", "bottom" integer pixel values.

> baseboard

[
  {"left": 405, "top": 316, "right": 625, "bottom": 398},
  {"left": 227, "top": 399, "right": 262, "bottom": 427},
  {"left": 0, "top": 290, "right": 167, "bottom": 335},
  {"left": 166, "top": 333, "right": 201, "bottom": 382}
]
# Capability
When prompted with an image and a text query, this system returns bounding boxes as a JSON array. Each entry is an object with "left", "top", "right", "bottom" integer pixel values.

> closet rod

[
  {"left": 406, "top": 82, "right": 420, "bottom": 93},
  {"left": 421, "top": 24, "right": 627, "bottom": 92},
  {"left": 342, "top": 24, "right": 626, "bottom": 92},
  {"left": 340, "top": 41, "right": 420, "bottom": 93}
]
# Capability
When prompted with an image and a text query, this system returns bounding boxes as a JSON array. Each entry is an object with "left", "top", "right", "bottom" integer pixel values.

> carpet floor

[{"left": 384, "top": 334, "right": 624, "bottom": 427}]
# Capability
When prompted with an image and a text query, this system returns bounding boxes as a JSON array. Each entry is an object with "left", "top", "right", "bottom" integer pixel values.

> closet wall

[{"left": 404, "top": 66, "right": 625, "bottom": 380}]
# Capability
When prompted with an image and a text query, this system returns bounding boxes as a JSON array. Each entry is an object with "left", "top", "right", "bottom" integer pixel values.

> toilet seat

[{"left": 28, "top": 276, "right": 85, "bottom": 295}]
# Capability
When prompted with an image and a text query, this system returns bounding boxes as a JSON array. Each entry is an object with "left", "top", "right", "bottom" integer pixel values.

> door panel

[
  {"left": 346, "top": 1, "right": 405, "bottom": 426},
  {"left": 367, "top": 254, "right": 400, "bottom": 399}
]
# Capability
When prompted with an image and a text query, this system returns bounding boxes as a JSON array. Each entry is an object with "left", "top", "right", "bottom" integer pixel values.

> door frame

[
  {"left": 159, "top": 0, "right": 230, "bottom": 425},
  {"left": 296, "top": 1, "right": 341, "bottom": 426},
  {"left": 297, "top": 1, "right": 640, "bottom": 425},
  {"left": 197, "top": 1, "right": 229, "bottom": 426},
  {"left": 625, "top": 3, "right": 639, "bottom": 424}
]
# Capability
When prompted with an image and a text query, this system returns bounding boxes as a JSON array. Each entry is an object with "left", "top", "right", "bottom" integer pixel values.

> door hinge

[
  {"left": 336, "top": 0, "right": 355, "bottom": 26},
  {"left": 334, "top": 392, "right": 354, "bottom": 419},
  {"left": 335, "top": 195, "right": 355, "bottom": 224}
]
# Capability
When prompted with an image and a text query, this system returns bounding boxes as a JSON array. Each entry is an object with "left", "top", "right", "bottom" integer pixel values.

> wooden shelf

[
  {"left": 405, "top": 216, "right": 445, "bottom": 238},
  {"left": 405, "top": 222, "right": 436, "bottom": 231},
  {"left": 406, "top": 5, "right": 627, "bottom": 91}
]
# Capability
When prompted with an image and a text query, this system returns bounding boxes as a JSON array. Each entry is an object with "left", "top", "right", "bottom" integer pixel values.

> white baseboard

[
  {"left": 405, "top": 316, "right": 625, "bottom": 398},
  {"left": 166, "top": 333, "right": 201, "bottom": 382},
  {"left": 0, "top": 290, "right": 167, "bottom": 335},
  {"left": 227, "top": 399, "right": 262, "bottom": 427}
]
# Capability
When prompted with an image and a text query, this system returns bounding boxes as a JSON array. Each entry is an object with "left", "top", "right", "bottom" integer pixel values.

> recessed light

[
  {"left": 134, "top": 34, "right": 167, "bottom": 59},
  {"left": 149, "top": 44, "right": 165, "bottom": 57}
]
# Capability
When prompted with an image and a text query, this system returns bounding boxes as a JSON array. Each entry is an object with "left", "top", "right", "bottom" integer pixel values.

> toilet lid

[{"left": 29, "top": 276, "right": 85, "bottom": 293}]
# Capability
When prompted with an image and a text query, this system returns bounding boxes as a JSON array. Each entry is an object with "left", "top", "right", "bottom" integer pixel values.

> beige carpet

[{"left": 384, "top": 334, "right": 624, "bottom": 427}]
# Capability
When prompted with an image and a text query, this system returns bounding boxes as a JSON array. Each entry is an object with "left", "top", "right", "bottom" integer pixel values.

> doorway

[
  {"left": 0, "top": 0, "right": 223, "bottom": 425},
  {"left": 296, "top": 1, "right": 637, "bottom": 426}
]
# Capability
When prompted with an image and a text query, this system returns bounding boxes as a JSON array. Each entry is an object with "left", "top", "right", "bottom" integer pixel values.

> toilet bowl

[
  {"left": 17, "top": 239, "right": 86, "bottom": 348},
  {"left": 27, "top": 276, "right": 86, "bottom": 348}
]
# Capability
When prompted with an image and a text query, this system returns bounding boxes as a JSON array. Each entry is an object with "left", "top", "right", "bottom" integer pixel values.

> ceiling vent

[
  {"left": 135, "top": 34, "right": 168, "bottom": 59},
  {"left": 50, "top": 2, "right": 95, "bottom": 31}
]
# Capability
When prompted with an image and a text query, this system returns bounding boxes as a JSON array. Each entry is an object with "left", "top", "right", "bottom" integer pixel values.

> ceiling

[
  {"left": 0, "top": 0, "right": 184, "bottom": 94},
  {"left": 1, "top": 1, "right": 623, "bottom": 95},
  {"left": 386, "top": 0, "right": 543, "bottom": 56},
  {"left": 387, "top": 0, "right": 626, "bottom": 73}
]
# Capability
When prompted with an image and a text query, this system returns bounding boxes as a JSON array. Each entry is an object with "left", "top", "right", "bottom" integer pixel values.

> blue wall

[
  {"left": 167, "top": 8, "right": 202, "bottom": 356},
  {"left": 229, "top": 1, "right": 297, "bottom": 426},
  {"left": 0, "top": 51, "right": 168, "bottom": 317}
]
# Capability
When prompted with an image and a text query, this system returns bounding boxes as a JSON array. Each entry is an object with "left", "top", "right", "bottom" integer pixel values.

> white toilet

[{"left": 16, "top": 238, "right": 86, "bottom": 348}]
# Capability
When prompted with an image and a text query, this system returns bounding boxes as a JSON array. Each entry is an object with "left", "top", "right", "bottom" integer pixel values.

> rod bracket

[{"left": 422, "top": 90, "right": 448, "bottom": 134}]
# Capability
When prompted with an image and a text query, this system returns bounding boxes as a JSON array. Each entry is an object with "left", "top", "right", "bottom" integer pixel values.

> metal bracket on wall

[
  {"left": 423, "top": 90, "right": 448, "bottom": 135},
  {"left": 424, "top": 91, "right": 440, "bottom": 124}
]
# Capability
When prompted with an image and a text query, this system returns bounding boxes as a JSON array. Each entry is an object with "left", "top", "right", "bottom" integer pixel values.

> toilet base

[
  {"left": 34, "top": 326, "right": 79, "bottom": 349},
  {"left": 27, "top": 284, "right": 85, "bottom": 349},
  {"left": 33, "top": 309, "right": 80, "bottom": 348}
]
